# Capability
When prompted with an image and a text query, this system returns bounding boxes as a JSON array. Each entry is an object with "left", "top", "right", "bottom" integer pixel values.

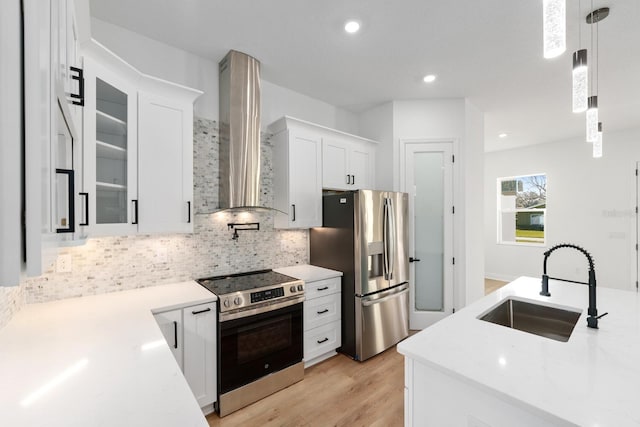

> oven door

[{"left": 219, "top": 299, "right": 303, "bottom": 394}]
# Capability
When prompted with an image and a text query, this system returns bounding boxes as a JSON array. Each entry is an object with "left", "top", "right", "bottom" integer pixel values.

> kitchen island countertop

[
  {"left": 0, "top": 281, "right": 216, "bottom": 427},
  {"left": 398, "top": 276, "right": 640, "bottom": 426}
]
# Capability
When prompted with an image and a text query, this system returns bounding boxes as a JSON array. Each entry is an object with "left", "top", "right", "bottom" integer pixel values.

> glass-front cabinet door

[{"left": 82, "top": 56, "right": 138, "bottom": 235}]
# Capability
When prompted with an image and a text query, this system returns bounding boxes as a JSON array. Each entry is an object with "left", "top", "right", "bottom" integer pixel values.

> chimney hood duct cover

[{"left": 219, "top": 50, "right": 262, "bottom": 210}]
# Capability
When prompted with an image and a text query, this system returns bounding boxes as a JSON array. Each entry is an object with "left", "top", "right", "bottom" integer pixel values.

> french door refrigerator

[{"left": 310, "top": 190, "right": 410, "bottom": 361}]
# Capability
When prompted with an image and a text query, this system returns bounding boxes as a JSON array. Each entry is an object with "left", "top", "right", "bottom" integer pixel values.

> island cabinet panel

[{"left": 405, "top": 359, "right": 570, "bottom": 427}]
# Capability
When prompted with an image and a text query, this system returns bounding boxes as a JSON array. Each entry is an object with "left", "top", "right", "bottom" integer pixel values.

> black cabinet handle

[
  {"left": 409, "top": 257, "right": 421, "bottom": 263},
  {"left": 173, "top": 321, "right": 178, "bottom": 349},
  {"left": 69, "top": 66, "right": 84, "bottom": 106},
  {"left": 317, "top": 286, "right": 329, "bottom": 291},
  {"left": 55, "top": 169, "right": 75, "bottom": 233},
  {"left": 317, "top": 309, "right": 329, "bottom": 315},
  {"left": 292, "top": 204, "right": 296, "bottom": 222},
  {"left": 191, "top": 307, "right": 211, "bottom": 315},
  {"left": 346, "top": 174, "right": 351, "bottom": 185},
  {"left": 79, "top": 192, "right": 89, "bottom": 226},
  {"left": 187, "top": 201, "right": 191, "bottom": 223},
  {"left": 317, "top": 337, "right": 329, "bottom": 344},
  {"left": 351, "top": 174, "right": 355, "bottom": 185},
  {"left": 132, "top": 199, "right": 138, "bottom": 224}
]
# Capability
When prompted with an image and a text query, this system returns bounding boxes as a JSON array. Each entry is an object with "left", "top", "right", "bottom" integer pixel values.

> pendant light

[
  {"left": 593, "top": 122, "right": 603, "bottom": 158},
  {"left": 543, "top": 0, "right": 566, "bottom": 58},
  {"left": 572, "top": 1, "right": 587, "bottom": 113},
  {"left": 585, "top": 3, "right": 599, "bottom": 142},
  {"left": 586, "top": 96, "right": 598, "bottom": 142},
  {"left": 572, "top": 50, "right": 588, "bottom": 112}
]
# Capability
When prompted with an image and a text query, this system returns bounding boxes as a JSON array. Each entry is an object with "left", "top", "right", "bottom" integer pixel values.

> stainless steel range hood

[{"left": 218, "top": 50, "right": 263, "bottom": 210}]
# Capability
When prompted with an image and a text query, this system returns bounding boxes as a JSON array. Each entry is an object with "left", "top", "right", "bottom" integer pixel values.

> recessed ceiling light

[
  {"left": 423, "top": 74, "right": 437, "bottom": 83},
  {"left": 498, "top": 133, "right": 508, "bottom": 138},
  {"left": 344, "top": 20, "right": 361, "bottom": 34}
]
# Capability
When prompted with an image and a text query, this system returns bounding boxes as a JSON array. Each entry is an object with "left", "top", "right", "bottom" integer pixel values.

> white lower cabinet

[
  {"left": 154, "top": 301, "right": 216, "bottom": 410},
  {"left": 154, "top": 308, "right": 184, "bottom": 368},
  {"left": 183, "top": 303, "right": 217, "bottom": 409},
  {"left": 303, "top": 276, "right": 342, "bottom": 367}
]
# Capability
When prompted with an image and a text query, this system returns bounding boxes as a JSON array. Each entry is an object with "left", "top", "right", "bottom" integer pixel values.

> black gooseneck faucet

[{"left": 541, "top": 243, "right": 608, "bottom": 329}]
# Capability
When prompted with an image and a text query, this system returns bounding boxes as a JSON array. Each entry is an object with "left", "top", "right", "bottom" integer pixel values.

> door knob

[{"left": 409, "top": 257, "right": 421, "bottom": 263}]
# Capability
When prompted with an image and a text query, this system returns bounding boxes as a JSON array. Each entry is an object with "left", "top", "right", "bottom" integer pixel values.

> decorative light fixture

[
  {"left": 593, "top": 122, "right": 603, "bottom": 158},
  {"left": 585, "top": 7, "right": 608, "bottom": 143},
  {"left": 572, "top": 50, "right": 588, "bottom": 112},
  {"left": 586, "top": 95, "right": 598, "bottom": 142},
  {"left": 543, "top": 0, "right": 566, "bottom": 58},
  {"left": 423, "top": 74, "right": 436, "bottom": 83},
  {"left": 572, "top": 1, "right": 588, "bottom": 113},
  {"left": 344, "top": 20, "right": 360, "bottom": 34}
]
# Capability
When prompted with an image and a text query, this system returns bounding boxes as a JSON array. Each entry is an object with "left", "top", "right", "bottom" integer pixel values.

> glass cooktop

[{"left": 197, "top": 269, "right": 300, "bottom": 296}]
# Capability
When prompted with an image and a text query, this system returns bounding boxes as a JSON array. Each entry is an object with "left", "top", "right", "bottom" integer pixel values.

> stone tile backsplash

[
  {"left": 0, "top": 286, "right": 24, "bottom": 330},
  {"left": 21, "top": 117, "right": 309, "bottom": 305}
]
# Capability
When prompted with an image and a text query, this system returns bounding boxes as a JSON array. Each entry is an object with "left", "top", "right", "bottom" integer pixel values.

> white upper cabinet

[
  {"left": 269, "top": 116, "right": 378, "bottom": 229},
  {"left": 138, "top": 91, "right": 194, "bottom": 234},
  {"left": 81, "top": 41, "right": 202, "bottom": 236},
  {"left": 322, "top": 137, "right": 376, "bottom": 191},
  {"left": 271, "top": 124, "right": 323, "bottom": 229},
  {"left": 23, "top": 0, "right": 87, "bottom": 277},
  {"left": 83, "top": 56, "right": 138, "bottom": 236}
]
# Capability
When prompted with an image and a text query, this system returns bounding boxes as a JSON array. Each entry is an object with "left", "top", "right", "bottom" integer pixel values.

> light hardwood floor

[
  {"left": 205, "top": 281, "right": 506, "bottom": 426},
  {"left": 206, "top": 346, "right": 405, "bottom": 427},
  {"left": 484, "top": 278, "right": 508, "bottom": 295}
]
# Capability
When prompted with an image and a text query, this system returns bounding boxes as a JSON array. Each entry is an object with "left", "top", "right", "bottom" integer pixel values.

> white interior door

[{"left": 404, "top": 141, "right": 454, "bottom": 329}]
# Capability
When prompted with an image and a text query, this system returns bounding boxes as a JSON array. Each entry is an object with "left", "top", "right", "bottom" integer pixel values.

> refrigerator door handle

[
  {"left": 388, "top": 197, "right": 396, "bottom": 280},
  {"left": 383, "top": 198, "right": 390, "bottom": 280},
  {"left": 361, "top": 287, "right": 409, "bottom": 307}
]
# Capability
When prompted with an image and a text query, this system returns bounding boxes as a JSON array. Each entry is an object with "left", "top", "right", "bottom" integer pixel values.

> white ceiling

[{"left": 90, "top": 0, "right": 639, "bottom": 151}]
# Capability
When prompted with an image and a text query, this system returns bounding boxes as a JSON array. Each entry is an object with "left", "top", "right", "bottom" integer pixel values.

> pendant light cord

[
  {"left": 578, "top": 0, "right": 582, "bottom": 48},
  {"left": 596, "top": 9, "right": 599, "bottom": 97},
  {"left": 590, "top": 0, "right": 594, "bottom": 96}
]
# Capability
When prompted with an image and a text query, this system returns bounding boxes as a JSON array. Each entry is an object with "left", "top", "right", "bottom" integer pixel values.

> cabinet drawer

[
  {"left": 304, "top": 320, "right": 341, "bottom": 362},
  {"left": 305, "top": 277, "right": 341, "bottom": 300},
  {"left": 304, "top": 293, "right": 341, "bottom": 331}
]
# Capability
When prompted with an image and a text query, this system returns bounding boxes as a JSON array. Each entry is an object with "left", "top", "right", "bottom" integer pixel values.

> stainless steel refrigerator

[{"left": 310, "top": 190, "right": 410, "bottom": 361}]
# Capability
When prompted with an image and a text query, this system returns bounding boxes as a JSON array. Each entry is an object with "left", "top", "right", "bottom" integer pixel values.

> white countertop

[
  {"left": 274, "top": 264, "right": 342, "bottom": 282},
  {"left": 0, "top": 282, "right": 216, "bottom": 427},
  {"left": 398, "top": 276, "right": 640, "bottom": 427}
]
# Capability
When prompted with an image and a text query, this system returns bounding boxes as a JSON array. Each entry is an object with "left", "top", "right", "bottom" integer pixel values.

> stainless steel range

[{"left": 197, "top": 269, "right": 305, "bottom": 417}]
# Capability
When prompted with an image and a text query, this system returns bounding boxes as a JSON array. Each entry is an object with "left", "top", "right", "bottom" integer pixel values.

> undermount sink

[{"left": 478, "top": 297, "right": 582, "bottom": 342}]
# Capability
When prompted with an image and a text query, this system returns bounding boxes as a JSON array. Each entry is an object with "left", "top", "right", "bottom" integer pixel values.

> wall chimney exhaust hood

[{"left": 217, "top": 50, "right": 266, "bottom": 212}]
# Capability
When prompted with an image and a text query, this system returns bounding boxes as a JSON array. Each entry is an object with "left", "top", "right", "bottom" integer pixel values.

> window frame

[{"left": 496, "top": 173, "right": 547, "bottom": 247}]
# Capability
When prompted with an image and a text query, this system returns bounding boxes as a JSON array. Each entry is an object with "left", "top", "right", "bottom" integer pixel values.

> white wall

[
  {"left": 357, "top": 102, "right": 394, "bottom": 190},
  {"left": 484, "top": 127, "right": 640, "bottom": 291},
  {"left": 91, "top": 18, "right": 359, "bottom": 133},
  {"left": 389, "top": 99, "right": 484, "bottom": 309},
  {"left": 463, "top": 100, "right": 485, "bottom": 304}
]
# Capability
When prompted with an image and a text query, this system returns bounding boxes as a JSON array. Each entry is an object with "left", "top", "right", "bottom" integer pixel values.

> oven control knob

[
  {"left": 290, "top": 285, "right": 297, "bottom": 293},
  {"left": 297, "top": 284, "right": 304, "bottom": 292},
  {"left": 234, "top": 297, "right": 242, "bottom": 306},
  {"left": 223, "top": 299, "right": 231, "bottom": 308}
]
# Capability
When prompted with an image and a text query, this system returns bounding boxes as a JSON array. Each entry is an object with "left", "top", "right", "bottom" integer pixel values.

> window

[{"left": 498, "top": 174, "right": 546, "bottom": 245}]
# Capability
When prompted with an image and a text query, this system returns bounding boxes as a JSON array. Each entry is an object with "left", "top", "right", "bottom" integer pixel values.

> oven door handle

[{"left": 219, "top": 296, "right": 304, "bottom": 322}]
